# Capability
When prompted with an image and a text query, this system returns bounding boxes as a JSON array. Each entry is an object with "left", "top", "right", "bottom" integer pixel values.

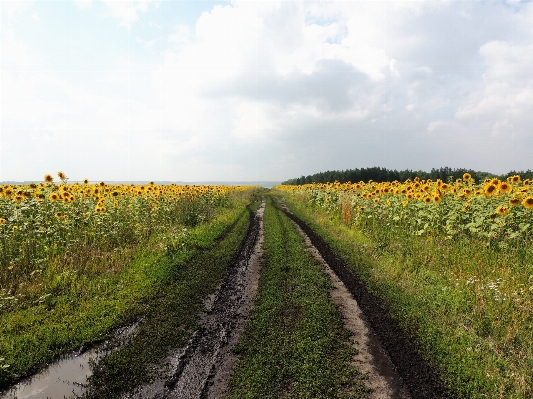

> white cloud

[
  {"left": 3, "top": 0, "right": 533, "bottom": 181},
  {"left": 101, "top": 0, "right": 154, "bottom": 29}
]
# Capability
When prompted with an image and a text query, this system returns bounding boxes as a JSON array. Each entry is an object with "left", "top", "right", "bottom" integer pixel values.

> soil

[{"left": 276, "top": 198, "right": 451, "bottom": 399}]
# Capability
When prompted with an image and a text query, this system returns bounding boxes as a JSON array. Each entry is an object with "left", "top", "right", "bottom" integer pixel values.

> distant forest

[{"left": 282, "top": 167, "right": 533, "bottom": 185}]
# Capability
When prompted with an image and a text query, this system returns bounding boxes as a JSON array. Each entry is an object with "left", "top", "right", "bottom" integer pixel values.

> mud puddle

[
  {"left": 276, "top": 198, "right": 449, "bottom": 399},
  {"left": 0, "top": 323, "right": 138, "bottom": 399},
  {"left": 125, "top": 198, "right": 265, "bottom": 399}
]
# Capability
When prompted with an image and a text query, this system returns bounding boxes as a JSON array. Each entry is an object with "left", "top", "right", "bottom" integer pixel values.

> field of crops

[
  {"left": 0, "top": 172, "right": 251, "bottom": 293},
  {"left": 277, "top": 174, "right": 533, "bottom": 398},
  {"left": 0, "top": 172, "right": 257, "bottom": 386}
]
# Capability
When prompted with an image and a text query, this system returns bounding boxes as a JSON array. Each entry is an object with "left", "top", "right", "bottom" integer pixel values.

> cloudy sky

[{"left": 2, "top": 0, "right": 533, "bottom": 182}]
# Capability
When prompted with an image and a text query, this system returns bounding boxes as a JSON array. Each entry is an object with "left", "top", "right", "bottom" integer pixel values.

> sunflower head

[
  {"left": 523, "top": 197, "right": 533, "bottom": 209},
  {"left": 57, "top": 171, "right": 66, "bottom": 181},
  {"left": 509, "top": 198, "right": 521, "bottom": 206},
  {"left": 84, "top": 179, "right": 89, "bottom": 185},
  {"left": 49, "top": 192, "right": 60, "bottom": 201},
  {"left": 0, "top": 218, "right": 6, "bottom": 224},
  {"left": 463, "top": 173, "right": 472, "bottom": 181},
  {"left": 499, "top": 182, "right": 512, "bottom": 193},
  {"left": 484, "top": 184, "right": 497, "bottom": 197},
  {"left": 496, "top": 205, "right": 509, "bottom": 216},
  {"left": 44, "top": 174, "right": 54, "bottom": 183},
  {"left": 524, "top": 179, "right": 530, "bottom": 186}
]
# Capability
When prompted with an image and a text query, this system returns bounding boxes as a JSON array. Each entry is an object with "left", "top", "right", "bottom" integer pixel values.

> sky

[{"left": 1, "top": 0, "right": 533, "bottom": 183}]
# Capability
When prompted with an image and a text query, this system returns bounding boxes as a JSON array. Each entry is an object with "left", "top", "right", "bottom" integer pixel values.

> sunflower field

[
  {"left": 278, "top": 174, "right": 533, "bottom": 243},
  {"left": 0, "top": 172, "right": 253, "bottom": 301},
  {"left": 276, "top": 174, "right": 533, "bottom": 398}
]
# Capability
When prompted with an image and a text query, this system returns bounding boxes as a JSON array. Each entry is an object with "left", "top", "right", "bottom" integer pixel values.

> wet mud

[
  {"left": 126, "top": 198, "right": 265, "bottom": 399},
  {"left": 276, "top": 198, "right": 450, "bottom": 399}
]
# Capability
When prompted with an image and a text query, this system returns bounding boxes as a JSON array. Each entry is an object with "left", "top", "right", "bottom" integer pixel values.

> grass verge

[
  {"left": 228, "top": 197, "right": 370, "bottom": 399},
  {"left": 279, "top": 190, "right": 533, "bottom": 399}
]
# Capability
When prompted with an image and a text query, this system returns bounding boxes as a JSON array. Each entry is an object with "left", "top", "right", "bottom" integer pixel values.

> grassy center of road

[{"left": 228, "top": 197, "right": 370, "bottom": 399}]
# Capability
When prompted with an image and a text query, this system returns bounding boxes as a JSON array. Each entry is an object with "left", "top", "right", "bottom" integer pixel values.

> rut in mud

[
  {"left": 275, "top": 198, "right": 451, "bottom": 399},
  {"left": 127, "top": 198, "right": 265, "bottom": 399}
]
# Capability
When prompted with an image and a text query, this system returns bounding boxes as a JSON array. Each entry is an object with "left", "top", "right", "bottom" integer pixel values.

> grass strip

[
  {"left": 0, "top": 193, "right": 257, "bottom": 390},
  {"left": 83, "top": 202, "right": 257, "bottom": 398},
  {"left": 228, "top": 197, "right": 370, "bottom": 399},
  {"left": 280, "top": 192, "right": 533, "bottom": 399}
]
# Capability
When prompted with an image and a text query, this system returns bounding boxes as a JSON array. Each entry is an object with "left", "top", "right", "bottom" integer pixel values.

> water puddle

[
  {"left": 0, "top": 323, "right": 138, "bottom": 399},
  {"left": 0, "top": 348, "right": 101, "bottom": 399}
]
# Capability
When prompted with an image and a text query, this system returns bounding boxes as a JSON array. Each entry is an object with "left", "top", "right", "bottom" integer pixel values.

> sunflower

[
  {"left": 49, "top": 192, "right": 60, "bottom": 201},
  {"left": 84, "top": 179, "right": 89, "bottom": 184},
  {"left": 0, "top": 218, "right": 6, "bottom": 224},
  {"left": 511, "top": 175, "right": 521, "bottom": 183},
  {"left": 406, "top": 193, "right": 414, "bottom": 200},
  {"left": 524, "top": 179, "right": 530, "bottom": 186},
  {"left": 57, "top": 171, "right": 66, "bottom": 181},
  {"left": 12, "top": 225, "right": 18, "bottom": 231},
  {"left": 484, "top": 184, "right": 497, "bottom": 197},
  {"left": 523, "top": 197, "right": 533, "bottom": 209},
  {"left": 499, "top": 182, "right": 512, "bottom": 193},
  {"left": 56, "top": 212, "right": 63, "bottom": 218},
  {"left": 509, "top": 198, "right": 521, "bottom": 206},
  {"left": 434, "top": 195, "right": 442, "bottom": 203},
  {"left": 463, "top": 173, "right": 472, "bottom": 181},
  {"left": 424, "top": 196, "right": 432, "bottom": 204},
  {"left": 44, "top": 174, "right": 54, "bottom": 183},
  {"left": 496, "top": 205, "right": 509, "bottom": 216}
]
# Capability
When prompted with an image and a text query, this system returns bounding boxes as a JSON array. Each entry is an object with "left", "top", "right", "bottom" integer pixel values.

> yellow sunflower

[
  {"left": 49, "top": 192, "right": 60, "bottom": 201},
  {"left": 509, "top": 198, "right": 521, "bottom": 206},
  {"left": 498, "top": 181, "right": 512, "bottom": 193},
  {"left": 463, "top": 173, "right": 472, "bottom": 181},
  {"left": 484, "top": 184, "right": 498, "bottom": 197},
  {"left": 523, "top": 197, "right": 533, "bottom": 209},
  {"left": 496, "top": 205, "right": 509, "bottom": 215},
  {"left": 44, "top": 174, "right": 54, "bottom": 183}
]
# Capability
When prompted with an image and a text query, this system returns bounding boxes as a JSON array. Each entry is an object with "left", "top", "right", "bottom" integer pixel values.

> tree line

[{"left": 282, "top": 167, "right": 533, "bottom": 185}]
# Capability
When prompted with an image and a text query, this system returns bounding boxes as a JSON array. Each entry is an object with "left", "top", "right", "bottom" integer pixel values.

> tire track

[{"left": 275, "top": 198, "right": 450, "bottom": 399}]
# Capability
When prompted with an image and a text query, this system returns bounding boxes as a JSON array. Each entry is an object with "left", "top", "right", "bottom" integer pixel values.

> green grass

[
  {"left": 0, "top": 191, "right": 259, "bottom": 390},
  {"left": 228, "top": 197, "right": 370, "bottom": 399},
  {"left": 278, "top": 190, "right": 533, "bottom": 399}
]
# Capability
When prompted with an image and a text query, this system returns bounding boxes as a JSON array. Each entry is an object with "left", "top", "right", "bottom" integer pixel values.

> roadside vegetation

[
  {"left": 276, "top": 175, "right": 533, "bottom": 399},
  {"left": 0, "top": 172, "right": 259, "bottom": 389},
  {"left": 228, "top": 197, "right": 370, "bottom": 399}
]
